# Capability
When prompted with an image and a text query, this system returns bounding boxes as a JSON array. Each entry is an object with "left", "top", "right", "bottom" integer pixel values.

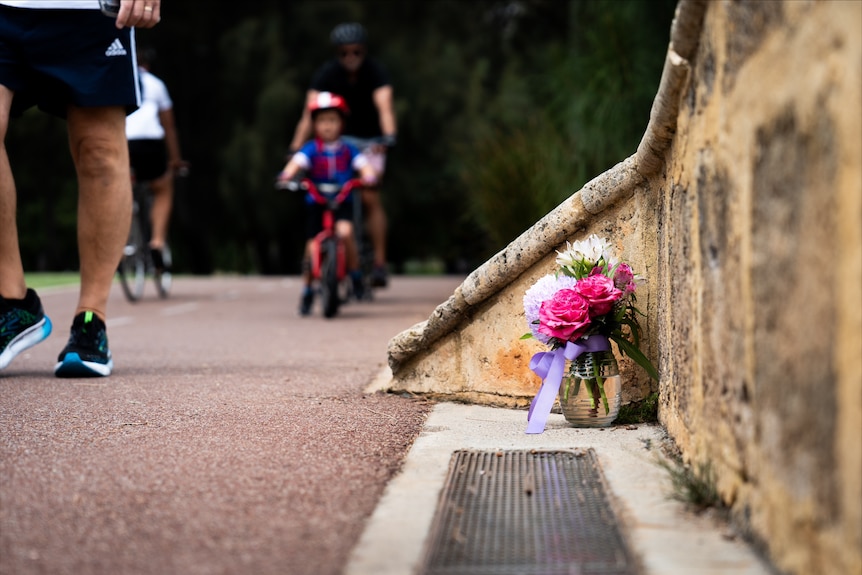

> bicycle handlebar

[
  {"left": 274, "top": 179, "right": 303, "bottom": 192},
  {"left": 275, "top": 178, "right": 364, "bottom": 208}
]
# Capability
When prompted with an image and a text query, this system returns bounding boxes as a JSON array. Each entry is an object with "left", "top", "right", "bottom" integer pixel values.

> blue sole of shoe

[
  {"left": 54, "top": 352, "right": 112, "bottom": 378},
  {"left": 0, "top": 317, "right": 52, "bottom": 370}
]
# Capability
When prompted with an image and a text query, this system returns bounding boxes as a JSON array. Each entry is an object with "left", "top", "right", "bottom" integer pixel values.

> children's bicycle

[
  {"left": 279, "top": 177, "right": 365, "bottom": 318},
  {"left": 117, "top": 175, "right": 172, "bottom": 302}
]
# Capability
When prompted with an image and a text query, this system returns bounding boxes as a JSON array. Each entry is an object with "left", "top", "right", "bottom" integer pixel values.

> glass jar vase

[{"left": 559, "top": 350, "right": 621, "bottom": 427}]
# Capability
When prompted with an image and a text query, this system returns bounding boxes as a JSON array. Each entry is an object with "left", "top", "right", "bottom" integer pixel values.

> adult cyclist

[
  {"left": 126, "top": 47, "right": 187, "bottom": 272},
  {"left": 289, "top": 22, "right": 396, "bottom": 288}
]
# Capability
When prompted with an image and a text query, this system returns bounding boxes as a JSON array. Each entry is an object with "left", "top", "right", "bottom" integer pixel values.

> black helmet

[{"left": 330, "top": 23, "right": 367, "bottom": 45}]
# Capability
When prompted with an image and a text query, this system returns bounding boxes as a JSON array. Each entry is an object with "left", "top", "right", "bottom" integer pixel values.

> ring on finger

[{"left": 144, "top": 5, "right": 153, "bottom": 11}]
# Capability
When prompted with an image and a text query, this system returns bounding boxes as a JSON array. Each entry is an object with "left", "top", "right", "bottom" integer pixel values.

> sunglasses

[{"left": 338, "top": 48, "right": 365, "bottom": 58}]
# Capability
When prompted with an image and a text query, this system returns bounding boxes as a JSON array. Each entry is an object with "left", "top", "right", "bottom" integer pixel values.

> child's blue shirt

[{"left": 293, "top": 138, "right": 365, "bottom": 204}]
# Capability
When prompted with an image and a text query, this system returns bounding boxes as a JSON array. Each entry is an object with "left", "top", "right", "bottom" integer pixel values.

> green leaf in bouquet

[
  {"left": 611, "top": 334, "right": 659, "bottom": 380},
  {"left": 619, "top": 314, "right": 643, "bottom": 347}
]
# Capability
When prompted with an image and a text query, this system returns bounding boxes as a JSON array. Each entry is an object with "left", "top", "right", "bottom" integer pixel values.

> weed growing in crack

[{"left": 657, "top": 456, "right": 723, "bottom": 512}]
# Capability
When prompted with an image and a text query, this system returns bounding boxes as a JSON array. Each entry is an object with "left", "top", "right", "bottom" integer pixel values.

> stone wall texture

[
  {"left": 385, "top": 1, "right": 861, "bottom": 574},
  {"left": 659, "top": 2, "right": 861, "bottom": 574}
]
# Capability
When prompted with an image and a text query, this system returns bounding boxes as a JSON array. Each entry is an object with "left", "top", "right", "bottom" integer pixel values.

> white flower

[
  {"left": 523, "top": 274, "right": 578, "bottom": 344},
  {"left": 555, "top": 234, "right": 619, "bottom": 270}
]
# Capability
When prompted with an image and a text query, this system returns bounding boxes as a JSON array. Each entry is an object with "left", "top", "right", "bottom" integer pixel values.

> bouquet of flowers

[{"left": 522, "top": 234, "right": 657, "bottom": 434}]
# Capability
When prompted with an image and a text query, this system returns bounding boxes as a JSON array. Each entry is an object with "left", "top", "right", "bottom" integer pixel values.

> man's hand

[{"left": 116, "top": 0, "right": 161, "bottom": 29}]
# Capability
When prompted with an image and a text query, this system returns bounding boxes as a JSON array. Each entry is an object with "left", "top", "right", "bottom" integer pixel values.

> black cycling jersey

[{"left": 310, "top": 57, "right": 390, "bottom": 139}]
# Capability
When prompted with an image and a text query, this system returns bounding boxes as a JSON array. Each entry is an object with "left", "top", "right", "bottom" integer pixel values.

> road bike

[
  {"left": 279, "top": 177, "right": 366, "bottom": 318},
  {"left": 117, "top": 175, "right": 172, "bottom": 302}
]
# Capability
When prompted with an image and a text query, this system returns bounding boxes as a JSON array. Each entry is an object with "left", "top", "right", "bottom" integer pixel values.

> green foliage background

[{"left": 8, "top": 0, "right": 676, "bottom": 275}]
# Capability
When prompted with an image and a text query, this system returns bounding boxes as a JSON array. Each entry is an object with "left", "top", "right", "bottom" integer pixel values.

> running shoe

[
  {"left": 54, "top": 311, "right": 112, "bottom": 377},
  {"left": 0, "top": 289, "right": 52, "bottom": 371}
]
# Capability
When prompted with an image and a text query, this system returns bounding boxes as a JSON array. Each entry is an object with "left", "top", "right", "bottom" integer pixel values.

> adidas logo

[{"left": 105, "top": 39, "right": 127, "bottom": 57}]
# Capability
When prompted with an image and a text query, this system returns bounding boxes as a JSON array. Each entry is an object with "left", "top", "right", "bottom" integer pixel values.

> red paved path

[{"left": 1, "top": 275, "right": 462, "bottom": 575}]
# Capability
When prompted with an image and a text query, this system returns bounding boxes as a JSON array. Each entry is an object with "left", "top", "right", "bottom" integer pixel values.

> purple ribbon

[{"left": 526, "top": 335, "right": 610, "bottom": 434}]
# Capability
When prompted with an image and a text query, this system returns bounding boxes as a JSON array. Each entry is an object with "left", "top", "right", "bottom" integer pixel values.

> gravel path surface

[{"left": 1, "top": 275, "right": 462, "bottom": 575}]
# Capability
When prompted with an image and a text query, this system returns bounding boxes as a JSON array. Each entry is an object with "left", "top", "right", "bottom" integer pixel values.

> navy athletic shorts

[
  {"left": 129, "top": 139, "right": 168, "bottom": 182},
  {"left": 0, "top": 5, "right": 140, "bottom": 118}
]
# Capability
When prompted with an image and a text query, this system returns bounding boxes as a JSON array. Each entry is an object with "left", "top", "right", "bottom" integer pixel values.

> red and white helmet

[{"left": 309, "top": 92, "right": 350, "bottom": 117}]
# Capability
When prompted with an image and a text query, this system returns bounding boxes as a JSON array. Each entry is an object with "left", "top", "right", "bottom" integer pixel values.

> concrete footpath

[{"left": 345, "top": 396, "right": 775, "bottom": 575}]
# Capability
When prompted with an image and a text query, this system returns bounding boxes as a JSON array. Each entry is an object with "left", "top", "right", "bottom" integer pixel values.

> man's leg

[
  {"left": 66, "top": 104, "right": 132, "bottom": 321},
  {"left": 0, "top": 86, "right": 26, "bottom": 300},
  {"left": 0, "top": 85, "right": 53, "bottom": 371},
  {"left": 362, "top": 188, "right": 387, "bottom": 266},
  {"left": 54, "top": 104, "right": 129, "bottom": 377},
  {"left": 362, "top": 188, "right": 388, "bottom": 286},
  {"left": 148, "top": 169, "right": 173, "bottom": 250}
]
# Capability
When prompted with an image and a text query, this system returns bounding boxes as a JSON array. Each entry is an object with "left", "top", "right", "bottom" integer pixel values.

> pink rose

[
  {"left": 613, "top": 263, "right": 637, "bottom": 296},
  {"left": 538, "top": 289, "right": 591, "bottom": 342},
  {"left": 575, "top": 274, "right": 622, "bottom": 316}
]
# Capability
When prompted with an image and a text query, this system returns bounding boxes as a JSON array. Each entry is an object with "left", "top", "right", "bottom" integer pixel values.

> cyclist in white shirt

[
  {"left": 126, "top": 48, "right": 186, "bottom": 271},
  {"left": 0, "top": 0, "right": 161, "bottom": 378}
]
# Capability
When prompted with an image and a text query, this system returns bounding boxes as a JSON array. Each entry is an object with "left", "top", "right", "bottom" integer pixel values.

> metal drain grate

[{"left": 419, "top": 449, "right": 636, "bottom": 575}]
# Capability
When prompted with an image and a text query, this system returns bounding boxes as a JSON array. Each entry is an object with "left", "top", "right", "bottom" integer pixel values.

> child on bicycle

[{"left": 278, "top": 92, "right": 377, "bottom": 315}]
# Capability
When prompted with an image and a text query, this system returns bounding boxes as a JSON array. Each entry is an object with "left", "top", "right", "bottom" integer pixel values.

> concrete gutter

[{"left": 344, "top": 402, "right": 773, "bottom": 575}]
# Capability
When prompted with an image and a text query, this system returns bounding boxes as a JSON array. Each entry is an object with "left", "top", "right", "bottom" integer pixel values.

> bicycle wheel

[
  {"left": 154, "top": 244, "right": 172, "bottom": 299},
  {"left": 320, "top": 238, "right": 341, "bottom": 319},
  {"left": 118, "top": 211, "right": 146, "bottom": 302}
]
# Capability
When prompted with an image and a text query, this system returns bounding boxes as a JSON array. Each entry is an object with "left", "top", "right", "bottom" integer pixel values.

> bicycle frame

[
  {"left": 298, "top": 177, "right": 363, "bottom": 317},
  {"left": 303, "top": 178, "right": 362, "bottom": 276}
]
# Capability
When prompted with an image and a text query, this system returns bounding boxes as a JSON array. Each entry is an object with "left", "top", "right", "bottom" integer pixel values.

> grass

[
  {"left": 24, "top": 272, "right": 81, "bottom": 289},
  {"left": 616, "top": 393, "right": 723, "bottom": 512},
  {"left": 615, "top": 391, "right": 659, "bottom": 424},
  {"left": 656, "top": 455, "right": 724, "bottom": 512},
  {"left": 401, "top": 258, "right": 447, "bottom": 275}
]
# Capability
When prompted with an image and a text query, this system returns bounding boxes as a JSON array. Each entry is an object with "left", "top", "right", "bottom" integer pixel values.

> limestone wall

[
  {"left": 384, "top": 1, "right": 861, "bottom": 573},
  {"left": 658, "top": 2, "right": 861, "bottom": 574}
]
